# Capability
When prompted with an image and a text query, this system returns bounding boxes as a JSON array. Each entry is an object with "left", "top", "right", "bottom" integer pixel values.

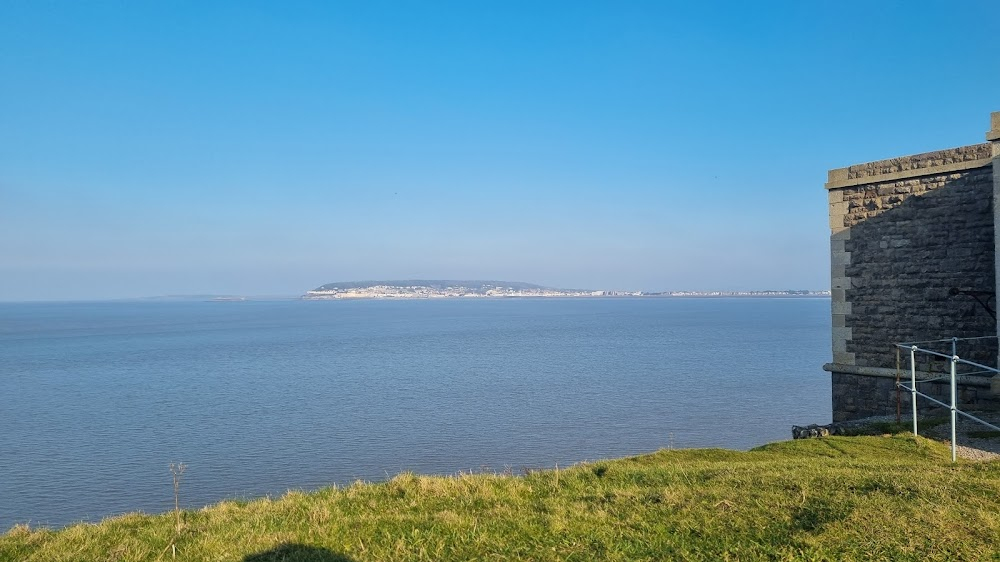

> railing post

[
  {"left": 911, "top": 346, "right": 918, "bottom": 436},
  {"left": 951, "top": 355, "right": 958, "bottom": 463}
]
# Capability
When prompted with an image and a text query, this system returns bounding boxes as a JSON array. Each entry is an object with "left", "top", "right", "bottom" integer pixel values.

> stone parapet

[{"left": 826, "top": 144, "right": 992, "bottom": 189}]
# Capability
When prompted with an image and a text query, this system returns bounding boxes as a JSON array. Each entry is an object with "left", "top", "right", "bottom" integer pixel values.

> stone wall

[
  {"left": 824, "top": 112, "right": 1000, "bottom": 422},
  {"left": 831, "top": 372, "right": 1000, "bottom": 421}
]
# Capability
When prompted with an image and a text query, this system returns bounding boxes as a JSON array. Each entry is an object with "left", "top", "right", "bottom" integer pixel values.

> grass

[{"left": 3, "top": 435, "right": 1000, "bottom": 561}]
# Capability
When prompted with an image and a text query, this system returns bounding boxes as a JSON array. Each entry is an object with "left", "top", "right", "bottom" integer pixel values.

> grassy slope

[{"left": 3, "top": 436, "right": 1000, "bottom": 561}]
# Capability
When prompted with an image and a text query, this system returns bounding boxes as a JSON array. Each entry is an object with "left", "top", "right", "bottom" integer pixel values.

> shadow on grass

[
  {"left": 792, "top": 497, "right": 854, "bottom": 532},
  {"left": 244, "top": 543, "right": 355, "bottom": 562}
]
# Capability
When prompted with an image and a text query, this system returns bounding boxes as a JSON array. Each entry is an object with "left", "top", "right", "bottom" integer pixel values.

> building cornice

[{"left": 826, "top": 156, "right": 993, "bottom": 190}]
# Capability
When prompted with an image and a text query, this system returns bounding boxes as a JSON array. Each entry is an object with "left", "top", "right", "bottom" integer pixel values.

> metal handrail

[
  {"left": 898, "top": 335, "right": 998, "bottom": 346},
  {"left": 894, "top": 337, "right": 1000, "bottom": 462}
]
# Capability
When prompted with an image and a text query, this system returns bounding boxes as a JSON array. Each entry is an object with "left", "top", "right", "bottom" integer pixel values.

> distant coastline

[
  {"left": 302, "top": 280, "right": 830, "bottom": 300},
  {"left": 644, "top": 290, "right": 831, "bottom": 298}
]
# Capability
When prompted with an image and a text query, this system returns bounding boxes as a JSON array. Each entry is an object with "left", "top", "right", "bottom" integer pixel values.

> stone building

[{"left": 824, "top": 111, "right": 1000, "bottom": 421}]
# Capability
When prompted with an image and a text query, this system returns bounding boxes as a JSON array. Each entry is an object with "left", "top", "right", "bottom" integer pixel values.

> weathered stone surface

[
  {"left": 827, "top": 113, "right": 997, "bottom": 422},
  {"left": 830, "top": 372, "right": 1000, "bottom": 422},
  {"left": 844, "top": 144, "right": 991, "bottom": 180},
  {"left": 837, "top": 166, "right": 995, "bottom": 372}
]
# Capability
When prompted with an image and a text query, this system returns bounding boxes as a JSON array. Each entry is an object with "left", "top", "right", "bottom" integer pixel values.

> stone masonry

[{"left": 824, "top": 111, "right": 1000, "bottom": 422}]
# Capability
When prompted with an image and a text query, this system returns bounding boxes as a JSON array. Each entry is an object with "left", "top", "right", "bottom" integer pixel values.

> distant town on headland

[{"left": 302, "top": 280, "right": 831, "bottom": 300}]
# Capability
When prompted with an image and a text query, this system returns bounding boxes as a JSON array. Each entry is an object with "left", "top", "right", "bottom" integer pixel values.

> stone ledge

[
  {"left": 825, "top": 157, "right": 993, "bottom": 190},
  {"left": 823, "top": 362, "right": 992, "bottom": 387}
]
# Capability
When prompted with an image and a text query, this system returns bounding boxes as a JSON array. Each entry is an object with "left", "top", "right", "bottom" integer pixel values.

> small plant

[
  {"left": 158, "top": 462, "right": 188, "bottom": 559},
  {"left": 169, "top": 462, "right": 186, "bottom": 533}
]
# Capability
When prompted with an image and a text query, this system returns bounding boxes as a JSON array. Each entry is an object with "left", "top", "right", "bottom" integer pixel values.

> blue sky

[{"left": 1, "top": 1, "right": 997, "bottom": 300}]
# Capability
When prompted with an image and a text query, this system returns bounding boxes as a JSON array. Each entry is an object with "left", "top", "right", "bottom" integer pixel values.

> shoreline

[{"left": 301, "top": 294, "right": 832, "bottom": 301}]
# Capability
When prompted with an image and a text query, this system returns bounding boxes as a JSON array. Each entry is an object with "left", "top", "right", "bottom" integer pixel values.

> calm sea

[{"left": 0, "top": 298, "right": 831, "bottom": 530}]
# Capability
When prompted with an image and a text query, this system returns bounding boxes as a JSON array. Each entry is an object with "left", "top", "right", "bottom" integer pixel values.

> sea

[{"left": 0, "top": 297, "right": 832, "bottom": 530}]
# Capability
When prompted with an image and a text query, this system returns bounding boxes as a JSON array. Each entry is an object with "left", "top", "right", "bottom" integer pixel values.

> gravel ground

[{"left": 921, "top": 412, "right": 1000, "bottom": 461}]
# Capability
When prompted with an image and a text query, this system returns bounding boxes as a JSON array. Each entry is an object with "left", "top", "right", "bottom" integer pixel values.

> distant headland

[{"left": 302, "top": 280, "right": 830, "bottom": 300}]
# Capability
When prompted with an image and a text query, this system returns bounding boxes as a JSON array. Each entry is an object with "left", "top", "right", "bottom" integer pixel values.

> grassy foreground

[{"left": 3, "top": 436, "right": 1000, "bottom": 561}]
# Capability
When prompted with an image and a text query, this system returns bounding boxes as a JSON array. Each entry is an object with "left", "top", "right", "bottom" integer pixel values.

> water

[{"left": 0, "top": 298, "right": 831, "bottom": 530}]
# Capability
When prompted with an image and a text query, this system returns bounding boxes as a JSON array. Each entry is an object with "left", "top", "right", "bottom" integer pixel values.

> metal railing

[{"left": 895, "top": 336, "right": 1000, "bottom": 462}]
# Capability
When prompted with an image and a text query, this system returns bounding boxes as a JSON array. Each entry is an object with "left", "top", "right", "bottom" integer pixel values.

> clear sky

[{"left": 1, "top": 1, "right": 997, "bottom": 300}]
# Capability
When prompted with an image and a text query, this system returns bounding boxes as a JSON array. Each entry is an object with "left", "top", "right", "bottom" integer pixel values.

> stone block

[
  {"left": 831, "top": 277, "right": 851, "bottom": 290},
  {"left": 831, "top": 228, "right": 852, "bottom": 241},
  {"left": 828, "top": 167, "right": 849, "bottom": 184},
  {"left": 832, "top": 301, "right": 852, "bottom": 315},
  {"left": 833, "top": 351, "right": 856, "bottom": 365},
  {"left": 832, "top": 251, "right": 852, "bottom": 266},
  {"left": 833, "top": 329, "right": 853, "bottom": 354},
  {"left": 833, "top": 326, "right": 852, "bottom": 340}
]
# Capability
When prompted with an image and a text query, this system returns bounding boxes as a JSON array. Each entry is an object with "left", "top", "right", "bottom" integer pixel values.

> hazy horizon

[
  {"left": 2, "top": 2, "right": 996, "bottom": 301},
  {"left": 0, "top": 278, "right": 833, "bottom": 303}
]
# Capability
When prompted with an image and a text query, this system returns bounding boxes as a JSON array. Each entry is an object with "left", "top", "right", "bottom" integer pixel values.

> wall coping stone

[
  {"left": 826, "top": 155, "right": 992, "bottom": 190},
  {"left": 823, "top": 362, "right": 992, "bottom": 388}
]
